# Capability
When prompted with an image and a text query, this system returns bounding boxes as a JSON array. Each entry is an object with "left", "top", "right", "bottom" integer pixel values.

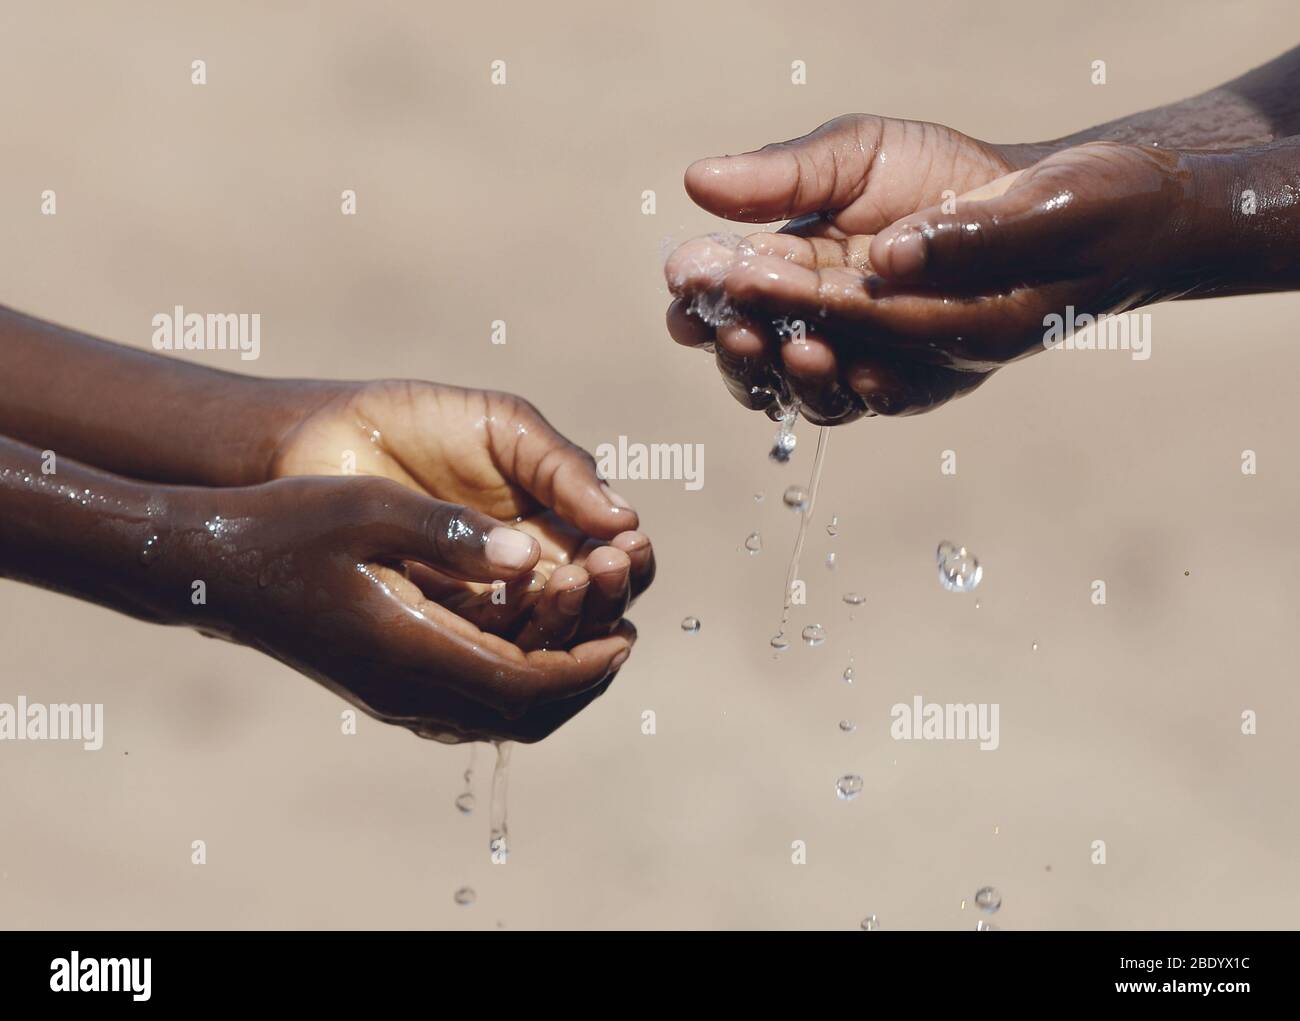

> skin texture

[
  {"left": 0, "top": 314, "right": 655, "bottom": 743},
  {"left": 664, "top": 46, "right": 1300, "bottom": 420}
]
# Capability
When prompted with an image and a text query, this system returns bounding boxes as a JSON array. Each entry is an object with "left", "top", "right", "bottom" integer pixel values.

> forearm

[
  {"left": 1001, "top": 44, "right": 1300, "bottom": 167},
  {"left": 0, "top": 305, "right": 340, "bottom": 486},
  {"left": 0, "top": 435, "right": 195, "bottom": 623},
  {"left": 1168, "top": 137, "right": 1300, "bottom": 299}
]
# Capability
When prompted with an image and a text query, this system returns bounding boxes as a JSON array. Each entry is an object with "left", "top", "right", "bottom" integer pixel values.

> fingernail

[
  {"left": 885, "top": 224, "right": 927, "bottom": 278},
  {"left": 610, "top": 648, "right": 631, "bottom": 670},
  {"left": 601, "top": 483, "right": 634, "bottom": 511},
  {"left": 485, "top": 527, "right": 537, "bottom": 570}
]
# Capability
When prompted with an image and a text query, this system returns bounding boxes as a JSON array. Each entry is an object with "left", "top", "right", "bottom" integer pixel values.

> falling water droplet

[
  {"left": 976, "top": 919, "right": 998, "bottom": 931},
  {"left": 860, "top": 914, "right": 880, "bottom": 931},
  {"left": 842, "top": 592, "right": 865, "bottom": 606},
  {"left": 824, "top": 552, "right": 837, "bottom": 570},
  {"left": 835, "top": 774, "right": 863, "bottom": 800},
  {"left": 827, "top": 516, "right": 839, "bottom": 537},
  {"left": 783, "top": 486, "right": 809, "bottom": 512},
  {"left": 455, "top": 792, "right": 476, "bottom": 815},
  {"left": 744, "top": 532, "right": 762, "bottom": 555},
  {"left": 974, "top": 886, "right": 1002, "bottom": 913},
  {"left": 838, "top": 720, "right": 856, "bottom": 733},
  {"left": 770, "top": 634, "right": 790, "bottom": 653},
  {"left": 454, "top": 887, "right": 476, "bottom": 906},
  {"left": 936, "top": 540, "right": 982, "bottom": 592},
  {"left": 1031, "top": 641, "right": 1038, "bottom": 651},
  {"left": 488, "top": 742, "right": 512, "bottom": 864},
  {"left": 842, "top": 665, "right": 855, "bottom": 684},
  {"left": 138, "top": 535, "right": 160, "bottom": 565},
  {"left": 974, "top": 600, "right": 981, "bottom": 609},
  {"left": 681, "top": 616, "right": 701, "bottom": 634},
  {"left": 754, "top": 492, "right": 765, "bottom": 503},
  {"left": 801, "top": 624, "right": 826, "bottom": 646}
]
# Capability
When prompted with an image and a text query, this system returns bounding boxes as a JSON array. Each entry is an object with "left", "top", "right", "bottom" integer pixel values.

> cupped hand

[
  {"left": 266, "top": 380, "right": 654, "bottom": 647},
  {"left": 172, "top": 474, "right": 638, "bottom": 743},
  {"left": 665, "top": 116, "right": 1183, "bottom": 418}
]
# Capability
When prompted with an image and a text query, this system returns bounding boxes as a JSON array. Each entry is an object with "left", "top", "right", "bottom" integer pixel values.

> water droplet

[
  {"left": 974, "top": 600, "right": 981, "bottom": 609},
  {"left": 974, "top": 886, "right": 1002, "bottom": 913},
  {"left": 860, "top": 914, "right": 880, "bottom": 931},
  {"left": 753, "top": 492, "right": 765, "bottom": 503},
  {"left": 681, "top": 616, "right": 701, "bottom": 634},
  {"left": 801, "top": 624, "right": 825, "bottom": 646},
  {"left": 826, "top": 516, "right": 839, "bottom": 537},
  {"left": 454, "top": 887, "right": 476, "bottom": 906},
  {"left": 783, "top": 485, "right": 809, "bottom": 512},
  {"left": 835, "top": 774, "right": 863, "bottom": 800},
  {"left": 138, "top": 535, "right": 160, "bottom": 565},
  {"left": 824, "top": 552, "right": 837, "bottom": 570},
  {"left": 936, "top": 540, "right": 982, "bottom": 593},
  {"left": 770, "top": 634, "right": 790, "bottom": 652},
  {"left": 1031, "top": 641, "right": 1038, "bottom": 651},
  {"left": 842, "top": 665, "right": 855, "bottom": 684},
  {"left": 489, "top": 834, "right": 509, "bottom": 863},
  {"left": 976, "top": 919, "right": 998, "bottom": 931},
  {"left": 455, "top": 792, "right": 476, "bottom": 815},
  {"left": 744, "top": 532, "right": 762, "bottom": 554},
  {"left": 842, "top": 592, "right": 865, "bottom": 606},
  {"left": 838, "top": 720, "right": 856, "bottom": 733}
]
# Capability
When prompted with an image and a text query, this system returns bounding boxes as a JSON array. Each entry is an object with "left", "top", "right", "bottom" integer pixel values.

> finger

[
  {"left": 868, "top": 168, "right": 1089, "bottom": 284},
  {"left": 715, "top": 315, "right": 780, "bottom": 411},
  {"left": 491, "top": 396, "right": 640, "bottom": 540},
  {"left": 846, "top": 358, "right": 993, "bottom": 416},
  {"left": 574, "top": 545, "right": 631, "bottom": 640},
  {"left": 361, "top": 481, "right": 540, "bottom": 583},
  {"left": 609, "top": 530, "right": 655, "bottom": 602},
  {"left": 442, "top": 571, "right": 545, "bottom": 637},
  {"left": 684, "top": 114, "right": 882, "bottom": 222},
  {"left": 666, "top": 297, "right": 716, "bottom": 349},
  {"left": 780, "top": 328, "right": 869, "bottom": 425},
  {"left": 514, "top": 564, "right": 588, "bottom": 651}
]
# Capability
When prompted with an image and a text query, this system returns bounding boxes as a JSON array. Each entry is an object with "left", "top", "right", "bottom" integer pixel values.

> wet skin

[
  {"left": 665, "top": 71, "right": 1300, "bottom": 421},
  {"left": 0, "top": 314, "right": 655, "bottom": 743}
]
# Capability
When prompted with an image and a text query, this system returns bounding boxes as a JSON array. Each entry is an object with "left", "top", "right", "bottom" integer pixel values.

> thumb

[
  {"left": 869, "top": 168, "right": 1087, "bottom": 283},
  {"left": 360, "top": 482, "right": 539, "bottom": 583},
  {"left": 684, "top": 114, "right": 881, "bottom": 223}
]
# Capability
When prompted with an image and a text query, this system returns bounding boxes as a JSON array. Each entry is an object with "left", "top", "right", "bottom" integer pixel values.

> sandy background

[{"left": 2, "top": 0, "right": 1299, "bottom": 930}]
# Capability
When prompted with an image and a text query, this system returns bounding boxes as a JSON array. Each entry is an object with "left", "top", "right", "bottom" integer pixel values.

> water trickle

[
  {"left": 680, "top": 616, "right": 701, "bottom": 634},
  {"left": 936, "top": 540, "right": 982, "bottom": 593},
  {"left": 488, "top": 742, "right": 512, "bottom": 864},
  {"left": 835, "top": 774, "right": 863, "bottom": 800},
  {"left": 772, "top": 425, "right": 831, "bottom": 649},
  {"left": 455, "top": 745, "right": 477, "bottom": 815},
  {"left": 743, "top": 532, "right": 762, "bottom": 555},
  {"left": 801, "top": 624, "right": 826, "bottom": 647},
  {"left": 770, "top": 403, "right": 799, "bottom": 464}
]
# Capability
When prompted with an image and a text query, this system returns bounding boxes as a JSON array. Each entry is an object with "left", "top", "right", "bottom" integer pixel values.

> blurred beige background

[{"left": 2, "top": 0, "right": 1299, "bottom": 930}]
